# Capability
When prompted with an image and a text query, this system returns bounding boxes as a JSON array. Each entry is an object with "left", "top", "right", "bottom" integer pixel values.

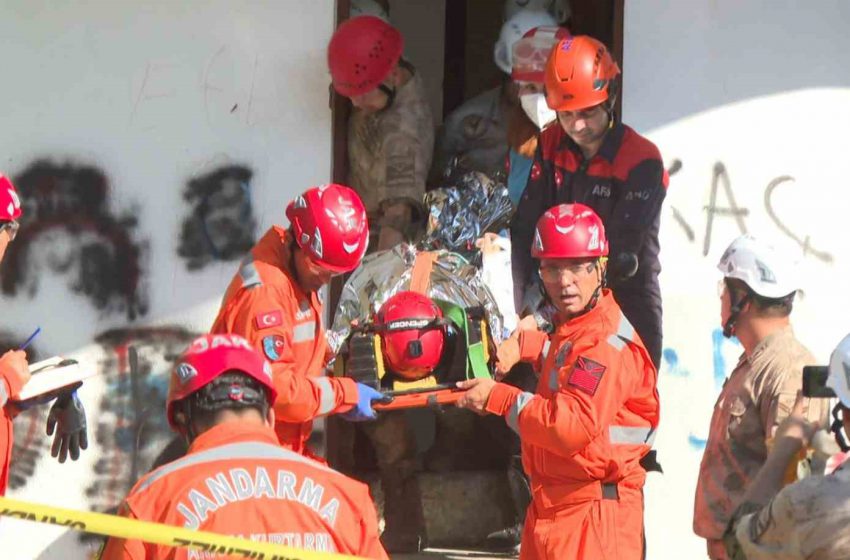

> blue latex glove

[{"left": 341, "top": 383, "right": 391, "bottom": 422}]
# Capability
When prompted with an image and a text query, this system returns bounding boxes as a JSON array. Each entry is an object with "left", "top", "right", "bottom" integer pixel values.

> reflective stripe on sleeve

[
  {"left": 541, "top": 339, "right": 551, "bottom": 361},
  {"left": 607, "top": 311, "right": 636, "bottom": 351},
  {"left": 507, "top": 391, "right": 535, "bottom": 435},
  {"left": 609, "top": 425, "right": 656, "bottom": 446},
  {"left": 0, "top": 382, "right": 7, "bottom": 407},
  {"left": 292, "top": 322, "right": 316, "bottom": 343},
  {"left": 238, "top": 256, "right": 262, "bottom": 288},
  {"left": 313, "top": 376, "right": 336, "bottom": 416}
]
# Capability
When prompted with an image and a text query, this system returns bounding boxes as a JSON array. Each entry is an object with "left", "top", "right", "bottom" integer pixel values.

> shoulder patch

[
  {"left": 567, "top": 356, "right": 607, "bottom": 396},
  {"left": 254, "top": 310, "right": 283, "bottom": 330},
  {"left": 262, "top": 335, "right": 286, "bottom": 361}
]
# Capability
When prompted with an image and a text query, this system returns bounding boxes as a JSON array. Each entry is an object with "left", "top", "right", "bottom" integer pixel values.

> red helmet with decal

[
  {"left": 0, "top": 174, "right": 23, "bottom": 221},
  {"left": 328, "top": 15, "right": 404, "bottom": 98},
  {"left": 285, "top": 184, "right": 369, "bottom": 273},
  {"left": 532, "top": 203, "right": 608, "bottom": 259},
  {"left": 544, "top": 35, "right": 620, "bottom": 111},
  {"left": 166, "top": 333, "right": 278, "bottom": 431},
  {"left": 377, "top": 291, "right": 445, "bottom": 381}
]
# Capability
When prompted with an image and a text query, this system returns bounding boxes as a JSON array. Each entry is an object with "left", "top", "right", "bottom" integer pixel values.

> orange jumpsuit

[
  {"left": 100, "top": 421, "right": 387, "bottom": 559},
  {"left": 485, "top": 290, "right": 659, "bottom": 560},
  {"left": 0, "top": 361, "right": 25, "bottom": 496},
  {"left": 211, "top": 227, "right": 358, "bottom": 453}
]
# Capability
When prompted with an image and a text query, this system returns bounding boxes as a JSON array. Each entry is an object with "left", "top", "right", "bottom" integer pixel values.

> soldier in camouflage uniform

[
  {"left": 694, "top": 235, "right": 831, "bottom": 560},
  {"left": 328, "top": 15, "right": 434, "bottom": 553},
  {"left": 724, "top": 333, "right": 850, "bottom": 560}
]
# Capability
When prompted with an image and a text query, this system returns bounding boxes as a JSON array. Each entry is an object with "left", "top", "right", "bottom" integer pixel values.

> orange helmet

[{"left": 544, "top": 35, "right": 620, "bottom": 112}]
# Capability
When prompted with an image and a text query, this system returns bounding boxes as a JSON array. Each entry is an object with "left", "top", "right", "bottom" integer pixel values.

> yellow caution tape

[{"left": 0, "top": 496, "right": 363, "bottom": 560}]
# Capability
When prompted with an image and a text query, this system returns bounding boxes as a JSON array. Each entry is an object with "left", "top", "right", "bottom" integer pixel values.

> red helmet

[
  {"left": 544, "top": 35, "right": 620, "bottom": 111},
  {"left": 328, "top": 15, "right": 404, "bottom": 98},
  {"left": 377, "top": 291, "right": 445, "bottom": 381},
  {"left": 166, "top": 333, "right": 277, "bottom": 431},
  {"left": 285, "top": 184, "right": 369, "bottom": 273},
  {"left": 532, "top": 203, "right": 608, "bottom": 259},
  {"left": 0, "top": 174, "right": 22, "bottom": 221}
]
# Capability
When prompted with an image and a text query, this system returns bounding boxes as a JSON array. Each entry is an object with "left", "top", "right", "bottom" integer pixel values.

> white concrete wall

[
  {"left": 624, "top": 1, "right": 850, "bottom": 558},
  {"left": 0, "top": 1, "right": 334, "bottom": 558}
]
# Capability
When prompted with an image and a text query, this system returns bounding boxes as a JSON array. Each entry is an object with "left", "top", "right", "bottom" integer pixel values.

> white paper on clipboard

[{"left": 14, "top": 357, "right": 96, "bottom": 401}]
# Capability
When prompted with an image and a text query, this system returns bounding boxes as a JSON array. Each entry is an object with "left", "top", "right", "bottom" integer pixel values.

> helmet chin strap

[
  {"left": 377, "top": 84, "right": 397, "bottom": 112},
  {"left": 831, "top": 403, "right": 850, "bottom": 452},
  {"left": 723, "top": 291, "right": 749, "bottom": 339}
]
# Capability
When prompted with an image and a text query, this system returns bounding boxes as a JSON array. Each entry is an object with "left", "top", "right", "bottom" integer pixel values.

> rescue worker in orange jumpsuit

[
  {"left": 0, "top": 174, "right": 89, "bottom": 496},
  {"left": 212, "top": 184, "right": 387, "bottom": 457},
  {"left": 457, "top": 203, "right": 659, "bottom": 559},
  {"left": 0, "top": 174, "right": 30, "bottom": 496},
  {"left": 100, "top": 333, "right": 388, "bottom": 559}
]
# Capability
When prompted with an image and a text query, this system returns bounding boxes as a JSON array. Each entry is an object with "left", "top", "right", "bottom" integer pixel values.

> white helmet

[
  {"left": 351, "top": 0, "right": 390, "bottom": 22},
  {"left": 504, "top": 0, "right": 572, "bottom": 24},
  {"left": 827, "top": 334, "right": 850, "bottom": 407},
  {"left": 717, "top": 234, "right": 800, "bottom": 299},
  {"left": 494, "top": 10, "right": 557, "bottom": 75}
]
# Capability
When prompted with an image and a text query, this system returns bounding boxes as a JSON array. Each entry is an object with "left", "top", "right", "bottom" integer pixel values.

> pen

[{"left": 19, "top": 327, "right": 42, "bottom": 351}]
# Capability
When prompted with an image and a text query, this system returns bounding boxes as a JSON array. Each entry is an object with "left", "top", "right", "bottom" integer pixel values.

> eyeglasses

[
  {"left": 539, "top": 261, "right": 596, "bottom": 282},
  {"left": 0, "top": 220, "right": 19, "bottom": 241}
]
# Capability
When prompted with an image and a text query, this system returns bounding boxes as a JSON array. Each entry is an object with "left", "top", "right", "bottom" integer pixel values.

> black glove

[
  {"left": 610, "top": 252, "right": 639, "bottom": 282},
  {"left": 46, "top": 389, "right": 88, "bottom": 463}
]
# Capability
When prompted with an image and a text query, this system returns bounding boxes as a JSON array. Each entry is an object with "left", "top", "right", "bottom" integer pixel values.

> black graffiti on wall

[
  {"left": 1, "top": 161, "right": 148, "bottom": 319},
  {"left": 84, "top": 327, "right": 198, "bottom": 520},
  {"left": 667, "top": 160, "right": 833, "bottom": 263},
  {"left": 178, "top": 165, "right": 256, "bottom": 270}
]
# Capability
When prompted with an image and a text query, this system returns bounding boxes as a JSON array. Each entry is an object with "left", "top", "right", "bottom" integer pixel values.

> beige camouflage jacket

[
  {"left": 730, "top": 461, "right": 850, "bottom": 559},
  {"left": 347, "top": 71, "right": 433, "bottom": 241},
  {"left": 693, "top": 326, "right": 831, "bottom": 540}
]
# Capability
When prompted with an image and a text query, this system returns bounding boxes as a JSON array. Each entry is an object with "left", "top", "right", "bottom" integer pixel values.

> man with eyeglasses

[
  {"left": 457, "top": 203, "right": 659, "bottom": 559},
  {"left": 510, "top": 35, "right": 668, "bottom": 368},
  {"left": 211, "top": 184, "right": 387, "bottom": 459},
  {"left": 693, "top": 234, "right": 830, "bottom": 560}
]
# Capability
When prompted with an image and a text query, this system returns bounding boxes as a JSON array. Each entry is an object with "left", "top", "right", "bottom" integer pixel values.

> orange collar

[{"left": 187, "top": 421, "right": 280, "bottom": 454}]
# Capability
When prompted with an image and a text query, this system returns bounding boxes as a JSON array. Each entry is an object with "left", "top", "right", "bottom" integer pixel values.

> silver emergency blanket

[
  {"left": 328, "top": 244, "right": 508, "bottom": 355},
  {"left": 420, "top": 170, "right": 514, "bottom": 255}
]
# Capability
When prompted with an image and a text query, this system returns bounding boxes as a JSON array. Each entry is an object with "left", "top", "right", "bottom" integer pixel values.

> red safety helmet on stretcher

[{"left": 376, "top": 291, "right": 446, "bottom": 381}]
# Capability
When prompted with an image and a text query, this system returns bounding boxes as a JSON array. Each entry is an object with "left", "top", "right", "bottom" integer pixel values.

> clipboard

[{"left": 13, "top": 357, "right": 96, "bottom": 402}]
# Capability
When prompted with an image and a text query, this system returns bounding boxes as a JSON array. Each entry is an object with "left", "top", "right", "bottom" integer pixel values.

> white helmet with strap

[
  {"left": 717, "top": 234, "right": 800, "bottom": 298},
  {"left": 827, "top": 334, "right": 850, "bottom": 408},
  {"left": 493, "top": 9, "right": 557, "bottom": 75}
]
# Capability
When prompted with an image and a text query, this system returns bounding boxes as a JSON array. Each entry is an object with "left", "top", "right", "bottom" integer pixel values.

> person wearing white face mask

[
  {"left": 506, "top": 25, "right": 571, "bottom": 205},
  {"left": 430, "top": 10, "right": 557, "bottom": 183}
]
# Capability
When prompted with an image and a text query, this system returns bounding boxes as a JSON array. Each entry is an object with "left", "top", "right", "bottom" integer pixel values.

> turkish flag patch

[
  {"left": 254, "top": 310, "right": 283, "bottom": 330},
  {"left": 567, "top": 356, "right": 607, "bottom": 396}
]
